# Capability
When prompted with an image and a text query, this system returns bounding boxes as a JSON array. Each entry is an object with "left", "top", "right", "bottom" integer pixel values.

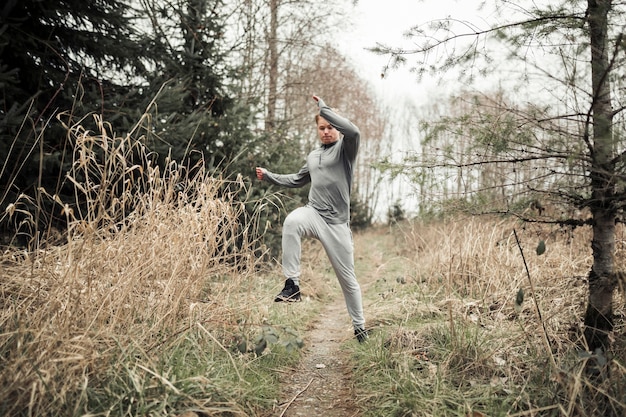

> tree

[
  {"left": 223, "top": 0, "right": 350, "bottom": 131},
  {"left": 0, "top": 0, "right": 258, "bottom": 246},
  {"left": 0, "top": 0, "right": 147, "bottom": 244},
  {"left": 137, "top": 0, "right": 252, "bottom": 173},
  {"left": 374, "top": 1, "right": 624, "bottom": 355},
  {"left": 222, "top": 0, "right": 384, "bottom": 234}
]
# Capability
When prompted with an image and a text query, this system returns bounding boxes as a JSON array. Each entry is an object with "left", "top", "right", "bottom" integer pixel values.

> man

[{"left": 255, "top": 95, "right": 367, "bottom": 343}]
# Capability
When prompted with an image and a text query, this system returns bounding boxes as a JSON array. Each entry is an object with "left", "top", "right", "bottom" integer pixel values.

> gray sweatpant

[{"left": 282, "top": 206, "right": 365, "bottom": 330}]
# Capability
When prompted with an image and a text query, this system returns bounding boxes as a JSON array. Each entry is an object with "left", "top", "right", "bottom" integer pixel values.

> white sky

[
  {"left": 337, "top": 0, "right": 488, "bottom": 105},
  {"left": 336, "top": 0, "right": 536, "bottom": 218},
  {"left": 335, "top": 0, "right": 494, "bottom": 219}
]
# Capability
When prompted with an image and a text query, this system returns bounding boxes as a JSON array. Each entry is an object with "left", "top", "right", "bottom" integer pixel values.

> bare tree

[
  {"left": 374, "top": 1, "right": 625, "bottom": 356},
  {"left": 266, "top": 0, "right": 278, "bottom": 131},
  {"left": 223, "top": 0, "right": 348, "bottom": 131}
]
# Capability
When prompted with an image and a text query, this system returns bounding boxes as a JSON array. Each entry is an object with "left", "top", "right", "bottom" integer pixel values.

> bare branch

[{"left": 372, "top": 14, "right": 585, "bottom": 57}]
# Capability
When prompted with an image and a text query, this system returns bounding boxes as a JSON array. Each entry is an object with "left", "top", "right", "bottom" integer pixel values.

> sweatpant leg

[
  {"left": 319, "top": 223, "right": 365, "bottom": 330},
  {"left": 282, "top": 207, "right": 365, "bottom": 330},
  {"left": 281, "top": 206, "right": 322, "bottom": 280}
]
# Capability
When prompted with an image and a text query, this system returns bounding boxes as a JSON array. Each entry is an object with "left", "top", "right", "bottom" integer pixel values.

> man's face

[{"left": 317, "top": 116, "right": 339, "bottom": 145}]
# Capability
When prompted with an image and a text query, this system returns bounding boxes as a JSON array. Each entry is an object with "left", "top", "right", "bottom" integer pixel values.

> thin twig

[
  {"left": 279, "top": 377, "right": 314, "bottom": 417},
  {"left": 447, "top": 254, "right": 457, "bottom": 342},
  {"left": 513, "top": 229, "right": 556, "bottom": 367}
]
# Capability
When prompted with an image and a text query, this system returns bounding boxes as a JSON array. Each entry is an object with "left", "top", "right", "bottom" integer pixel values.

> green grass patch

[{"left": 79, "top": 331, "right": 301, "bottom": 416}]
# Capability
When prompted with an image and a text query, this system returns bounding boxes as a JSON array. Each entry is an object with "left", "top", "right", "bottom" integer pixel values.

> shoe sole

[{"left": 274, "top": 295, "right": 301, "bottom": 302}]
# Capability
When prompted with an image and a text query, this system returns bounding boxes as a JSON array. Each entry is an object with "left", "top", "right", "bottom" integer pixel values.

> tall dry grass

[
  {"left": 356, "top": 216, "right": 625, "bottom": 416},
  {"left": 0, "top": 115, "right": 279, "bottom": 416}
]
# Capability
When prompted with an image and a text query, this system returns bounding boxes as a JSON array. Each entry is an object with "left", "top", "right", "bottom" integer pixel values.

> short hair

[{"left": 315, "top": 109, "right": 339, "bottom": 124}]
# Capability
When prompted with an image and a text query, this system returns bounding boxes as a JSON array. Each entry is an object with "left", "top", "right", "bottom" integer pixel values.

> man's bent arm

[{"left": 262, "top": 164, "right": 311, "bottom": 188}]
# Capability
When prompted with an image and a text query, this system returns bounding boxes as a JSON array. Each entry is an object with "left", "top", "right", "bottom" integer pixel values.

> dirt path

[
  {"left": 274, "top": 295, "right": 361, "bottom": 417},
  {"left": 271, "top": 230, "right": 389, "bottom": 417}
]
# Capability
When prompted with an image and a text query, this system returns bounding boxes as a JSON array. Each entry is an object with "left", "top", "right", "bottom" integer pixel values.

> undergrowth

[
  {"left": 0, "top": 115, "right": 314, "bottom": 416},
  {"left": 350, "top": 219, "right": 626, "bottom": 417},
  {"left": 2, "top": 113, "right": 625, "bottom": 416}
]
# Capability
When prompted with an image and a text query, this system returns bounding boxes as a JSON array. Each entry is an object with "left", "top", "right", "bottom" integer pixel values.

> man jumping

[{"left": 255, "top": 95, "right": 367, "bottom": 343}]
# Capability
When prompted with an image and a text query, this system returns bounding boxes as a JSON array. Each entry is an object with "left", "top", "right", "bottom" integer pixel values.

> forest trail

[
  {"left": 275, "top": 296, "right": 360, "bottom": 417},
  {"left": 273, "top": 229, "right": 392, "bottom": 417}
]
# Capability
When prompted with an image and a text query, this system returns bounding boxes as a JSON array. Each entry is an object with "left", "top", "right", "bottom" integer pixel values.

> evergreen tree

[
  {"left": 375, "top": 0, "right": 625, "bottom": 360},
  {"left": 0, "top": 0, "right": 146, "bottom": 242},
  {"left": 0, "top": 0, "right": 260, "bottom": 246},
  {"left": 130, "top": 0, "right": 263, "bottom": 177}
]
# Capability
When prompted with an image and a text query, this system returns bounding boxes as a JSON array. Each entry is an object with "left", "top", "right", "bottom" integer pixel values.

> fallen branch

[{"left": 279, "top": 377, "right": 314, "bottom": 417}]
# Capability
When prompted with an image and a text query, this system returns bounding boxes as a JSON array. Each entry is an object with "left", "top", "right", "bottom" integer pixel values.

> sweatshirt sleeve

[
  {"left": 263, "top": 164, "right": 311, "bottom": 188},
  {"left": 317, "top": 98, "right": 360, "bottom": 161}
]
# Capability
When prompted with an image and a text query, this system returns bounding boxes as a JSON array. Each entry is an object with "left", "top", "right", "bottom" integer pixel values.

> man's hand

[{"left": 255, "top": 167, "right": 266, "bottom": 180}]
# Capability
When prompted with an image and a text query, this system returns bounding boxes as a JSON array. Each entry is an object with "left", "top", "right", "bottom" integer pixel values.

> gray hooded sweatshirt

[{"left": 263, "top": 99, "right": 360, "bottom": 224}]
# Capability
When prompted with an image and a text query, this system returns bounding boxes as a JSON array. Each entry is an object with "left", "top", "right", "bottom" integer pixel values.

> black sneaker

[
  {"left": 274, "top": 279, "right": 301, "bottom": 302},
  {"left": 355, "top": 327, "right": 369, "bottom": 343}
]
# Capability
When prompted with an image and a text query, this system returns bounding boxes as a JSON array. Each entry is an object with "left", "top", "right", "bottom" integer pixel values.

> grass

[
  {"left": 1, "top": 114, "right": 624, "bottom": 416},
  {"left": 0, "top": 116, "right": 320, "bottom": 416},
  {"left": 349, "top": 219, "right": 626, "bottom": 417}
]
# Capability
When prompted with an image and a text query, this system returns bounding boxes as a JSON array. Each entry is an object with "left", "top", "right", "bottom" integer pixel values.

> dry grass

[
  {"left": 354, "top": 217, "right": 626, "bottom": 416},
  {"left": 3, "top": 113, "right": 625, "bottom": 416},
  {"left": 0, "top": 115, "right": 303, "bottom": 416}
]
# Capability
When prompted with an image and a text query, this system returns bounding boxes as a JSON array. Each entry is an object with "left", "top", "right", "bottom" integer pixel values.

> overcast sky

[
  {"left": 335, "top": 0, "right": 496, "bottom": 218},
  {"left": 338, "top": 0, "right": 487, "bottom": 104}
]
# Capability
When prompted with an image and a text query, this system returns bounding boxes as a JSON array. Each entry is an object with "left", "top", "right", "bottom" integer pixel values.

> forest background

[{"left": 1, "top": 0, "right": 625, "bottom": 415}]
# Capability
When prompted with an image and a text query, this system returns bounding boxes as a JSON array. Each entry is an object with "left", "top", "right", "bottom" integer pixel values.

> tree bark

[
  {"left": 265, "top": 0, "right": 278, "bottom": 132},
  {"left": 584, "top": 0, "right": 617, "bottom": 352}
]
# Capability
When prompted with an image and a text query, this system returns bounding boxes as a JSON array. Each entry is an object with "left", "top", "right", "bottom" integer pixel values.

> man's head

[{"left": 315, "top": 115, "right": 339, "bottom": 145}]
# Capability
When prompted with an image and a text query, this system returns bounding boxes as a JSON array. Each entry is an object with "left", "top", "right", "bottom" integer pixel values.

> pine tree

[
  {"left": 0, "top": 0, "right": 146, "bottom": 242},
  {"left": 133, "top": 0, "right": 260, "bottom": 176},
  {"left": 374, "top": 0, "right": 625, "bottom": 360},
  {"left": 0, "top": 0, "right": 258, "bottom": 245}
]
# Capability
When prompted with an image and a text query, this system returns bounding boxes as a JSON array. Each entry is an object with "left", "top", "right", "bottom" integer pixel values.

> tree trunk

[
  {"left": 265, "top": 0, "right": 278, "bottom": 132},
  {"left": 584, "top": 0, "right": 617, "bottom": 353}
]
